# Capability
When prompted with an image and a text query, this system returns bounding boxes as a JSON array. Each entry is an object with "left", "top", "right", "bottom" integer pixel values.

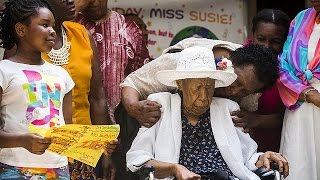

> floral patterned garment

[
  {"left": 179, "top": 108, "right": 233, "bottom": 176},
  {"left": 0, "top": 162, "right": 70, "bottom": 180},
  {"left": 76, "top": 11, "right": 148, "bottom": 122}
]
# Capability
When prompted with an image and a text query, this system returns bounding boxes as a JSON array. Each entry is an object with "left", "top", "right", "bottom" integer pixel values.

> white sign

[{"left": 109, "top": 0, "right": 248, "bottom": 58}]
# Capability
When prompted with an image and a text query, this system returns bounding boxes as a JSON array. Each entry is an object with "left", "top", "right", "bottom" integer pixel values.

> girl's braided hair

[{"left": 0, "top": 0, "right": 54, "bottom": 49}]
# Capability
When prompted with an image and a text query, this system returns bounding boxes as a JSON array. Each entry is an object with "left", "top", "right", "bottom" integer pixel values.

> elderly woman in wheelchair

[{"left": 126, "top": 46, "right": 289, "bottom": 180}]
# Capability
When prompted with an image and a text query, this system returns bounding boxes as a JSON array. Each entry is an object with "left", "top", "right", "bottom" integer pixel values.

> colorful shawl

[{"left": 278, "top": 8, "right": 320, "bottom": 110}]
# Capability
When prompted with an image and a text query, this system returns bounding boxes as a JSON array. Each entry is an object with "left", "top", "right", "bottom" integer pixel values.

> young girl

[{"left": 0, "top": 0, "right": 74, "bottom": 179}]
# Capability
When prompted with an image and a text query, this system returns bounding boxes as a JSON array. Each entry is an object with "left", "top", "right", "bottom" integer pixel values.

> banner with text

[{"left": 109, "top": 0, "right": 248, "bottom": 58}]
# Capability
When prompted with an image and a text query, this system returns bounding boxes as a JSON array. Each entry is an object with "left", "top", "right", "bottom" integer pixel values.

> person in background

[
  {"left": 234, "top": 9, "right": 290, "bottom": 152},
  {"left": 124, "top": 13, "right": 152, "bottom": 65},
  {"left": 1, "top": 0, "right": 116, "bottom": 178},
  {"left": 75, "top": 0, "right": 148, "bottom": 123},
  {"left": 245, "top": 9, "right": 290, "bottom": 55},
  {"left": 0, "top": 0, "right": 74, "bottom": 179},
  {"left": 278, "top": 1, "right": 320, "bottom": 179}
]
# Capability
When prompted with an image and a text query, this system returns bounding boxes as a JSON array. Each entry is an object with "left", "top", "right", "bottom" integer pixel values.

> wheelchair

[
  {"left": 113, "top": 103, "right": 282, "bottom": 180},
  {"left": 136, "top": 163, "right": 281, "bottom": 180}
]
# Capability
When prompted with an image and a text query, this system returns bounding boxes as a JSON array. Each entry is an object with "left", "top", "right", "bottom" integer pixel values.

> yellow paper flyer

[{"left": 44, "top": 124, "right": 120, "bottom": 167}]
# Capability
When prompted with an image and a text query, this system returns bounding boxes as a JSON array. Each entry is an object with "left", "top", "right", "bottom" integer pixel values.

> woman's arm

[
  {"left": 0, "top": 131, "right": 51, "bottom": 155},
  {"left": 120, "top": 53, "right": 176, "bottom": 127},
  {"left": 299, "top": 88, "right": 320, "bottom": 108},
  {"left": 232, "top": 110, "right": 284, "bottom": 130},
  {"left": 87, "top": 31, "right": 112, "bottom": 125},
  {"left": 62, "top": 90, "right": 72, "bottom": 124},
  {"left": 121, "top": 86, "right": 161, "bottom": 127},
  {"left": 146, "top": 160, "right": 176, "bottom": 178},
  {"left": 253, "top": 113, "right": 283, "bottom": 128}
]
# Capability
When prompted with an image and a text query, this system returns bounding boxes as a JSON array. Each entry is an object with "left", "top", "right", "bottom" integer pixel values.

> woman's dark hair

[
  {"left": 0, "top": 0, "right": 53, "bottom": 49},
  {"left": 230, "top": 44, "right": 279, "bottom": 91},
  {"left": 252, "top": 9, "right": 290, "bottom": 35}
]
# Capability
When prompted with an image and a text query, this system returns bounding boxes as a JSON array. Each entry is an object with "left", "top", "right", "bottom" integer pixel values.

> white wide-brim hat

[{"left": 156, "top": 46, "right": 237, "bottom": 88}]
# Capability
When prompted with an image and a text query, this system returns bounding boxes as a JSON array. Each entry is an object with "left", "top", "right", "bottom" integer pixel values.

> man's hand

[
  {"left": 127, "top": 100, "right": 162, "bottom": 127},
  {"left": 231, "top": 109, "right": 259, "bottom": 133},
  {"left": 174, "top": 164, "right": 201, "bottom": 180},
  {"left": 255, "top": 151, "right": 289, "bottom": 178}
]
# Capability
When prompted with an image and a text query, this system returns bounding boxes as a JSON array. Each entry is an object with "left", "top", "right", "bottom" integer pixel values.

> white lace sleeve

[
  {"left": 239, "top": 93, "right": 261, "bottom": 112},
  {"left": 120, "top": 53, "right": 179, "bottom": 99}
]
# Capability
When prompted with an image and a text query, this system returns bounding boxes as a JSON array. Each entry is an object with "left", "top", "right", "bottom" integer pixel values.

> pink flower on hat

[{"left": 216, "top": 61, "right": 228, "bottom": 70}]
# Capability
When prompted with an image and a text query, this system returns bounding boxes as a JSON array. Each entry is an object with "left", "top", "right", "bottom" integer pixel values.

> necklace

[{"left": 47, "top": 27, "right": 71, "bottom": 65}]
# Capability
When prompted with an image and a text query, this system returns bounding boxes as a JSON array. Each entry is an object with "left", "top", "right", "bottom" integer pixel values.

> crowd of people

[{"left": 0, "top": 0, "right": 319, "bottom": 179}]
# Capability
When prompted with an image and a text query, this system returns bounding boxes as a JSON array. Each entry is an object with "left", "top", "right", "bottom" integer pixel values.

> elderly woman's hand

[
  {"left": 127, "top": 100, "right": 162, "bottom": 128},
  {"left": 231, "top": 109, "right": 259, "bottom": 133},
  {"left": 255, "top": 151, "right": 289, "bottom": 178},
  {"left": 174, "top": 164, "right": 201, "bottom": 180}
]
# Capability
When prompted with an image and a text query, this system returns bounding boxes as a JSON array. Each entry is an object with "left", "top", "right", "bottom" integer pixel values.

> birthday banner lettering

[{"left": 109, "top": 0, "right": 248, "bottom": 58}]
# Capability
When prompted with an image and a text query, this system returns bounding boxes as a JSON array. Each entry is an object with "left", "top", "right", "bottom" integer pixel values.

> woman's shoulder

[
  {"left": 63, "top": 21, "right": 90, "bottom": 39},
  {"left": 63, "top": 21, "right": 87, "bottom": 32},
  {"left": 0, "top": 60, "right": 13, "bottom": 72},
  {"left": 0, "top": 59, "right": 11, "bottom": 65},
  {"left": 295, "top": 8, "right": 314, "bottom": 19},
  {"left": 110, "top": 10, "right": 125, "bottom": 21}
]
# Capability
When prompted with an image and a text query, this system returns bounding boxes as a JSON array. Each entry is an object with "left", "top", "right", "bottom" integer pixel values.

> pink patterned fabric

[
  {"left": 76, "top": 11, "right": 147, "bottom": 121},
  {"left": 125, "top": 17, "right": 151, "bottom": 70}
]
